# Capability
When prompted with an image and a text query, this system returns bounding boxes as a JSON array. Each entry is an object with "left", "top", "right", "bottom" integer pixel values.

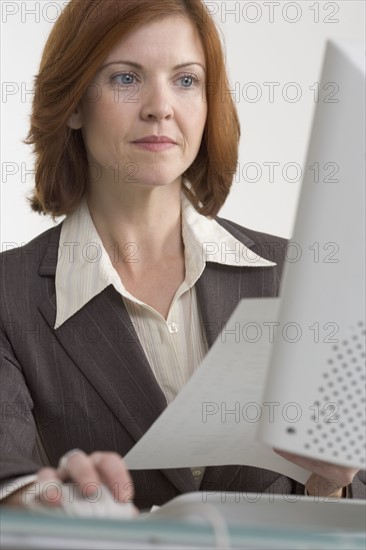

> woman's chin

[{"left": 127, "top": 176, "right": 182, "bottom": 189}]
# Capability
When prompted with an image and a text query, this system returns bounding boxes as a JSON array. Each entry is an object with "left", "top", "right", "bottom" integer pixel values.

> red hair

[{"left": 24, "top": 0, "right": 240, "bottom": 219}]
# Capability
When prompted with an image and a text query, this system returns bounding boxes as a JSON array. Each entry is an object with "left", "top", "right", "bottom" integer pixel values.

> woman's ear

[{"left": 67, "top": 104, "right": 83, "bottom": 130}]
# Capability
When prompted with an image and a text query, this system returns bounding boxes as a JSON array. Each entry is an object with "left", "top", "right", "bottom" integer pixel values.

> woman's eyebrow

[{"left": 98, "top": 60, "right": 206, "bottom": 73}]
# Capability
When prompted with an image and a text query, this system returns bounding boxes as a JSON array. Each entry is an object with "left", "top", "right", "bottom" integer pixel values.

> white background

[{"left": 1, "top": 0, "right": 365, "bottom": 247}]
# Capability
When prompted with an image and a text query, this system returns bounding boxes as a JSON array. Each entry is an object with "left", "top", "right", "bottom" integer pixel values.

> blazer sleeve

[{"left": 0, "top": 325, "right": 41, "bottom": 483}]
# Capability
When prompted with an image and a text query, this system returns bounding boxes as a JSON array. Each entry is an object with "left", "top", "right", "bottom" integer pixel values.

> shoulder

[
  {"left": 0, "top": 224, "right": 63, "bottom": 329},
  {"left": 0, "top": 223, "right": 62, "bottom": 280},
  {"left": 214, "top": 215, "right": 288, "bottom": 265}
]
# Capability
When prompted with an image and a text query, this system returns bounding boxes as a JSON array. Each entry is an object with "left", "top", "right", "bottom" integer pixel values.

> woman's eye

[
  {"left": 111, "top": 72, "right": 199, "bottom": 89},
  {"left": 113, "top": 73, "right": 136, "bottom": 86},
  {"left": 178, "top": 74, "right": 199, "bottom": 88}
]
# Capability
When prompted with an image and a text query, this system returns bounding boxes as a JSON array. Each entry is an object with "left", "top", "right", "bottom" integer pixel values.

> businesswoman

[{"left": 1, "top": 0, "right": 363, "bottom": 512}]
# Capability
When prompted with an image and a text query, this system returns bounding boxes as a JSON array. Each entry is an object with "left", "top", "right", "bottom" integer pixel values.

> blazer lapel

[
  {"left": 38, "top": 285, "right": 167, "bottom": 439},
  {"left": 37, "top": 224, "right": 196, "bottom": 493}
]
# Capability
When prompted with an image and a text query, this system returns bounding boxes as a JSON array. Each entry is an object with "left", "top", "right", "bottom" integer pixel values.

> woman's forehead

[{"left": 103, "top": 16, "right": 206, "bottom": 66}]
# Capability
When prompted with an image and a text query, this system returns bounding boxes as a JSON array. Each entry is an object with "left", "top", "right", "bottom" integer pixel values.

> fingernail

[
  {"left": 85, "top": 484, "right": 99, "bottom": 498},
  {"left": 45, "top": 486, "right": 62, "bottom": 504}
]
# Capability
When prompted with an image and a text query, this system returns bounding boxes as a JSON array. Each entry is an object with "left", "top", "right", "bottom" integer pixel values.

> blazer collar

[{"left": 38, "top": 222, "right": 63, "bottom": 276}]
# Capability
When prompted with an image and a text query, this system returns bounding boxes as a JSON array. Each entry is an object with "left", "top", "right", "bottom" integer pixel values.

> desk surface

[{"left": 1, "top": 508, "right": 365, "bottom": 550}]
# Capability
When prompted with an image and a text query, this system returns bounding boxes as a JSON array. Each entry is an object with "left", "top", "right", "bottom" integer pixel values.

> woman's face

[{"left": 71, "top": 16, "right": 207, "bottom": 190}]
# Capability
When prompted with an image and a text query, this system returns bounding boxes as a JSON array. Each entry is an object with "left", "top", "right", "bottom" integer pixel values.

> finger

[
  {"left": 90, "top": 452, "right": 134, "bottom": 503},
  {"left": 57, "top": 451, "right": 101, "bottom": 499},
  {"left": 273, "top": 448, "right": 322, "bottom": 469},
  {"left": 273, "top": 448, "right": 296, "bottom": 458},
  {"left": 36, "top": 467, "right": 63, "bottom": 506},
  {"left": 305, "top": 473, "right": 343, "bottom": 497},
  {"left": 57, "top": 449, "right": 88, "bottom": 482},
  {"left": 273, "top": 448, "right": 309, "bottom": 461},
  {"left": 273, "top": 449, "right": 358, "bottom": 486}
]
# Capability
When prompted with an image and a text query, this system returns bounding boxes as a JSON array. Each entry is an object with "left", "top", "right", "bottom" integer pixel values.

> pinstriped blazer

[{"left": 1, "top": 216, "right": 365, "bottom": 509}]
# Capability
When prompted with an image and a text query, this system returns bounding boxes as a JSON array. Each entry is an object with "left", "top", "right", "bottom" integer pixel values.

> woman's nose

[{"left": 140, "top": 83, "right": 174, "bottom": 121}]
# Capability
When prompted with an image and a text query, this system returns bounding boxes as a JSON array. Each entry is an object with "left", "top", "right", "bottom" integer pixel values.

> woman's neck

[{"left": 85, "top": 179, "right": 184, "bottom": 268}]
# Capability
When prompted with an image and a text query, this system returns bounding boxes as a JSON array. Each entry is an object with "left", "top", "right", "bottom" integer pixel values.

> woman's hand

[
  {"left": 3, "top": 450, "right": 137, "bottom": 513},
  {"left": 274, "top": 448, "right": 359, "bottom": 497}
]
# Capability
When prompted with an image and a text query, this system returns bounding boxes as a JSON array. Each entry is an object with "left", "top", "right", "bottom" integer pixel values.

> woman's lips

[{"left": 131, "top": 135, "right": 177, "bottom": 152}]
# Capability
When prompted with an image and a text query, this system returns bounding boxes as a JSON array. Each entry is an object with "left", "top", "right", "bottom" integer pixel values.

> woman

[{"left": 0, "top": 0, "right": 363, "bottom": 513}]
